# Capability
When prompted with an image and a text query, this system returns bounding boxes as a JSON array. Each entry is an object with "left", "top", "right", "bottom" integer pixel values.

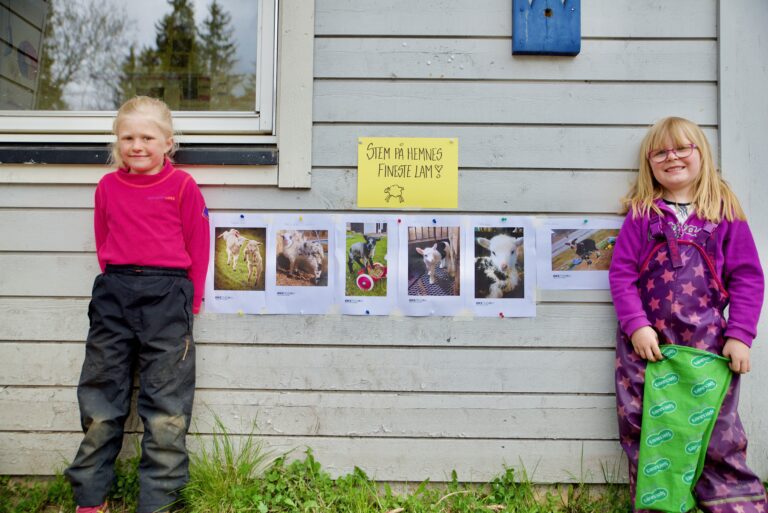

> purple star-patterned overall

[{"left": 615, "top": 212, "right": 768, "bottom": 512}]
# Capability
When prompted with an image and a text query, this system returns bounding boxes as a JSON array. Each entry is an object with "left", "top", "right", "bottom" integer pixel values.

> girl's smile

[
  {"left": 117, "top": 115, "right": 173, "bottom": 175},
  {"left": 649, "top": 138, "right": 701, "bottom": 202}
]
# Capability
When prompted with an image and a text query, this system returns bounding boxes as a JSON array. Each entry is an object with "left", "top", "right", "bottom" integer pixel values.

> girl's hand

[
  {"left": 630, "top": 326, "right": 663, "bottom": 362},
  {"left": 723, "top": 338, "right": 751, "bottom": 374}
]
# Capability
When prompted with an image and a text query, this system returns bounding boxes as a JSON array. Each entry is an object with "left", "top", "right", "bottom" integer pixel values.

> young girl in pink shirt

[{"left": 65, "top": 96, "right": 210, "bottom": 513}]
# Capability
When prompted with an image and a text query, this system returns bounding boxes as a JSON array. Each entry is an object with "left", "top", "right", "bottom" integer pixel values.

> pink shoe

[{"left": 76, "top": 503, "right": 109, "bottom": 513}]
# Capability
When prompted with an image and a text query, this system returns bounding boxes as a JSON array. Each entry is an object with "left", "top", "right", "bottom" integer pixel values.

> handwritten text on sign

[{"left": 357, "top": 137, "right": 458, "bottom": 209}]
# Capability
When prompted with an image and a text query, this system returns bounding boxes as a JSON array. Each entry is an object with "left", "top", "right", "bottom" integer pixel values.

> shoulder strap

[
  {"left": 651, "top": 210, "right": 683, "bottom": 269},
  {"left": 694, "top": 221, "right": 718, "bottom": 262}
]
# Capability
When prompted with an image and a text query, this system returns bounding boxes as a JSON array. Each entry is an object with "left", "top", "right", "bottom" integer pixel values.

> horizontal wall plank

[
  {"left": 0, "top": 387, "right": 618, "bottom": 439},
  {"left": 315, "top": 82, "right": 717, "bottom": 125},
  {"left": 0, "top": 210, "right": 93, "bottom": 251},
  {"left": 0, "top": 184, "right": 94, "bottom": 208},
  {"left": 313, "top": 126, "right": 719, "bottom": 170},
  {"left": 0, "top": 432, "right": 626, "bottom": 482},
  {"left": 0, "top": 298, "right": 617, "bottom": 348},
  {"left": 315, "top": 39, "right": 717, "bottom": 82},
  {"left": 0, "top": 343, "right": 615, "bottom": 393},
  {"left": 315, "top": 0, "right": 715, "bottom": 38},
  {"left": 0, "top": 254, "right": 100, "bottom": 296},
  {"left": 0, "top": 167, "right": 634, "bottom": 212}
]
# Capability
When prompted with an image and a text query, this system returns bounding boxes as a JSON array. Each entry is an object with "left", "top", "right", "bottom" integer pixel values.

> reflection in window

[{"left": 1, "top": 0, "right": 257, "bottom": 112}]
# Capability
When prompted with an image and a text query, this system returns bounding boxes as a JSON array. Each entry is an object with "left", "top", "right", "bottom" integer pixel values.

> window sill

[{"left": 0, "top": 143, "right": 278, "bottom": 166}]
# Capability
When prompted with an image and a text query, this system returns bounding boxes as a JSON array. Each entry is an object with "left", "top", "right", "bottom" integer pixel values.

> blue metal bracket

[{"left": 512, "top": 0, "right": 581, "bottom": 56}]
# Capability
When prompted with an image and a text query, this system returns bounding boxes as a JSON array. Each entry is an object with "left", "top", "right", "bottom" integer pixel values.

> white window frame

[{"left": 0, "top": 0, "right": 278, "bottom": 144}]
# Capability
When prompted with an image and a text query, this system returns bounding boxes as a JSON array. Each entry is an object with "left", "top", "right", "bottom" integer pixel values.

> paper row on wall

[{"left": 204, "top": 213, "right": 622, "bottom": 317}]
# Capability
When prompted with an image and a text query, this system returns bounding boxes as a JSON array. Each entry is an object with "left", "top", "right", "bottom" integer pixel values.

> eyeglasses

[{"left": 647, "top": 143, "right": 697, "bottom": 163}]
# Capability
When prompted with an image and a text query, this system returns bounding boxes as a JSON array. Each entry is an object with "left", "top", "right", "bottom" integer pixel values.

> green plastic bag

[{"left": 635, "top": 344, "right": 732, "bottom": 512}]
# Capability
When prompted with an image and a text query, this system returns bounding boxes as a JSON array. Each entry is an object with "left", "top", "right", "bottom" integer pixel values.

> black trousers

[{"left": 65, "top": 265, "right": 196, "bottom": 513}]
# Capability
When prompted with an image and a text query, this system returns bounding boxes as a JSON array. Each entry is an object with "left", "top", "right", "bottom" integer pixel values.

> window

[{"left": 0, "top": 0, "right": 277, "bottom": 142}]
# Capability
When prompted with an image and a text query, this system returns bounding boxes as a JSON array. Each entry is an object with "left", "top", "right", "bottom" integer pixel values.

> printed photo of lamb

[
  {"left": 345, "top": 222, "right": 388, "bottom": 297},
  {"left": 474, "top": 227, "right": 525, "bottom": 299},
  {"left": 214, "top": 227, "right": 266, "bottom": 291},
  {"left": 407, "top": 226, "right": 460, "bottom": 296},
  {"left": 550, "top": 228, "right": 619, "bottom": 271},
  {"left": 276, "top": 229, "right": 329, "bottom": 287}
]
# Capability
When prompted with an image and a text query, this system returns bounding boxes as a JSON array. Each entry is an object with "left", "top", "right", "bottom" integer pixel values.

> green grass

[{"left": 4, "top": 423, "right": 766, "bottom": 513}]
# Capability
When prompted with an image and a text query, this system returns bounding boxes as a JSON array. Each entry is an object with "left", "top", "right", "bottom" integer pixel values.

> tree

[
  {"left": 36, "top": 0, "right": 129, "bottom": 110},
  {"left": 153, "top": 0, "right": 201, "bottom": 109},
  {"left": 199, "top": 0, "right": 238, "bottom": 109},
  {"left": 35, "top": 0, "right": 65, "bottom": 110}
]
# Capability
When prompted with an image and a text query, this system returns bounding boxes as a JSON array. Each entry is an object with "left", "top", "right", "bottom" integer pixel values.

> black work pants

[{"left": 65, "top": 265, "right": 196, "bottom": 513}]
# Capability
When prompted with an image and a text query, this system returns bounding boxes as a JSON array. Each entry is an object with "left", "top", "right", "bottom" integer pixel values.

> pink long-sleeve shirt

[
  {"left": 94, "top": 159, "right": 210, "bottom": 313},
  {"left": 609, "top": 199, "right": 764, "bottom": 346}
]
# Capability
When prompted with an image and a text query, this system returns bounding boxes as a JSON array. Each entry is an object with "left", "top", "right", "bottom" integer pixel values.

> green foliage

[
  {"left": 182, "top": 416, "right": 274, "bottom": 513},
  {"left": 108, "top": 450, "right": 141, "bottom": 512},
  {"left": 0, "top": 428, "right": 660, "bottom": 513}
]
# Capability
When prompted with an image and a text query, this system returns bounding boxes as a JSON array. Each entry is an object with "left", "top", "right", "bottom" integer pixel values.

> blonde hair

[
  {"left": 621, "top": 116, "right": 745, "bottom": 222},
  {"left": 109, "top": 96, "right": 179, "bottom": 169}
]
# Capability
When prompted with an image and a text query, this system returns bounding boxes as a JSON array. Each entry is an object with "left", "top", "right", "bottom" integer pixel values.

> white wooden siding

[{"left": 3, "top": 0, "right": 763, "bottom": 485}]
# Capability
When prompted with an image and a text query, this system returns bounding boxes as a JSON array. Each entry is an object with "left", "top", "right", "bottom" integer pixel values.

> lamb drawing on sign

[{"left": 384, "top": 184, "right": 405, "bottom": 203}]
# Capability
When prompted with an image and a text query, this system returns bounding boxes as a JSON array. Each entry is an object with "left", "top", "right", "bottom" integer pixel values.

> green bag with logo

[{"left": 635, "top": 344, "right": 732, "bottom": 512}]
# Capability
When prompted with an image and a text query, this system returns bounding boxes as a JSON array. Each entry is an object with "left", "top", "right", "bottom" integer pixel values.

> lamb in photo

[
  {"left": 297, "top": 240, "right": 326, "bottom": 285},
  {"left": 217, "top": 228, "right": 247, "bottom": 270},
  {"left": 475, "top": 234, "right": 523, "bottom": 298},
  {"left": 567, "top": 238, "right": 601, "bottom": 265},
  {"left": 243, "top": 240, "right": 263, "bottom": 286},
  {"left": 415, "top": 240, "right": 454, "bottom": 284},
  {"left": 278, "top": 230, "right": 306, "bottom": 276},
  {"left": 347, "top": 235, "right": 380, "bottom": 274}
]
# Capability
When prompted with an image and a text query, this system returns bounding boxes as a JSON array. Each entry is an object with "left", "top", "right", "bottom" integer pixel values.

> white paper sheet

[
  {"left": 267, "top": 214, "right": 337, "bottom": 314},
  {"left": 336, "top": 214, "right": 399, "bottom": 316},
  {"left": 536, "top": 217, "right": 622, "bottom": 290},
  {"left": 205, "top": 213, "right": 269, "bottom": 314},
  {"left": 398, "top": 215, "right": 469, "bottom": 316},
  {"left": 468, "top": 216, "right": 536, "bottom": 317}
]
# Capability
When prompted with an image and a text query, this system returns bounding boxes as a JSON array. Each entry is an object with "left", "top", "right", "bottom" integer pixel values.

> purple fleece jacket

[{"left": 609, "top": 198, "right": 764, "bottom": 347}]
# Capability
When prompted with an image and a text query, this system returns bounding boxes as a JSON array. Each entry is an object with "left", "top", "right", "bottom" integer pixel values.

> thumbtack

[
  {"left": 501, "top": 217, "right": 507, "bottom": 222},
  {"left": 239, "top": 214, "right": 245, "bottom": 219},
  {"left": 397, "top": 218, "right": 402, "bottom": 224},
  {"left": 499, "top": 312, "right": 505, "bottom": 319},
  {"left": 365, "top": 310, "right": 370, "bottom": 315},
  {"left": 432, "top": 218, "right": 437, "bottom": 224},
  {"left": 237, "top": 309, "right": 244, "bottom": 317},
  {"left": 299, "top": 216, "right": 303, "bottom": 222},
  {"left": 583, "top": 219, "right": 588, "bottom": 224}
]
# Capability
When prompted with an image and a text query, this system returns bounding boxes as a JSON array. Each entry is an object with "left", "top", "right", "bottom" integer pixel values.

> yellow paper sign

[{"left": 357, "top": 137, "right": 458, "bottom": 209}]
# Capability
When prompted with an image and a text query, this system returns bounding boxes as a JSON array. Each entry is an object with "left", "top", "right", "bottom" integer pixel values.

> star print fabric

[{"left": 614, "top": 216, "right": 767, "bottom": 512}]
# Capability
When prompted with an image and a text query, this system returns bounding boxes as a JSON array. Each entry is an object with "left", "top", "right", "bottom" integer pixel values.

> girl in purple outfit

[{"left": 609, "top": 117, "right": 766, "bottom": 512}]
